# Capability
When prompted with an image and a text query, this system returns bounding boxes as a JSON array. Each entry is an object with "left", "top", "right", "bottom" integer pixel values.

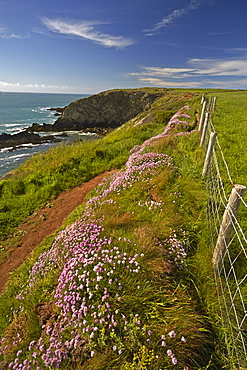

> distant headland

[{"left": 0, "top": 88, "right": 166, "bottom": 149}]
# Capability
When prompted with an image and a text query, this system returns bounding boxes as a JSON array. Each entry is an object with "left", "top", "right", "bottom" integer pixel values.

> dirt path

[{"left": 0, "top": 171, "right": 113, "bottom": 294}]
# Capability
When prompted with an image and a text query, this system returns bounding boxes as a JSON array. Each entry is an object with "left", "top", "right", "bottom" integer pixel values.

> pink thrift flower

[
  {"left": 172, "top": 357, "right": 178, "bottom": 365},
  {"left": 168, "top": 330, "right": 176, "bottom": 338},
  {"left": 167, "top": 349, "right": 173, "bottom": 357}
]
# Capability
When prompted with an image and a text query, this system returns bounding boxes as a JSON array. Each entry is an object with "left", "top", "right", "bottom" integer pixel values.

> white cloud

[
  {"left": 128, "top": 57, "right": 247, "bottom": 89},
  {"left": 188, "top": 58, "right": 247, "bottom": 76},
  {"left": 0, "top": 80, "right": 83, "bottom": 93},
  {"left": 41, "top": 18, "right": 134, "bottom": 49},
  {"left": 137, "top": 77, "right": 202, "bottom": 87},
  {"left": 130, "top": 58, "right": 247, "bottom": 79},
  {"left": 0, "top": 25, "right": 29, "bottom": 39},
  {"left": 227, "top": 48, "right": 247, "bottom": 52},
  {"left": 130, "top": 66, "right": 196, "bottom": 79},
  {"left": 0, "top": 81, "right": 20, "bottom": 88},
  {"left": 204, "top": 78, "right": 247, "bottom": 88},
  {"left": 144, "top": 0, "right": 203, "bottom": 35}
]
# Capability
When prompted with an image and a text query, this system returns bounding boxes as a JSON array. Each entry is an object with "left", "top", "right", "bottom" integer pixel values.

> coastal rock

[
  {"left": 47, "top": 107, "right": 64, "bottom": 113},
  {"left": 52, "top": 89, "right": 163, "bottom": 131},
  {"left": 0, "top": 130, "right": 62, "bottom": 149},
  {"left": 27, "top": 123, "right": 55, "bottom": 132},
  {"left": 47, "top": 107, "right": 63, "bottom": 116}
]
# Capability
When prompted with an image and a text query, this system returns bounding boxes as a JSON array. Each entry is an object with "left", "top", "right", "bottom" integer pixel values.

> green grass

[
  {"left": 0, "top": 89, "right": 247, "bottom": 369},
  {"left": 0, "top": 100, "right": 183, "bottom": 242}
]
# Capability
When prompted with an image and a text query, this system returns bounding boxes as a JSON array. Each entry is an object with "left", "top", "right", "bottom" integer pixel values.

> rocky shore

[
  {"left": 0, "top": 131, "right": 62, "bottom": 151},
  {"left": 0, "top": 89, "right": 164, "bottom": 149}
]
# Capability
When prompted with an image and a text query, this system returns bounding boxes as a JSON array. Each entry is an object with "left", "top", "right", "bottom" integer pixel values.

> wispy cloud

[
  {"left": 0, "top": 25, "right": 29, "bottom": 39},
  {"left": 209, "top": 29, "right": 241, "bottom": 36},
  {"left": 226, "top": 47, "right": 247, "bottom": 53},
  {"left": 130, "top": 66, "right": 196, "bottom": 79},
  {"left": 188, "top": 58, "right": 247, "bottom": 76},
  {"left": 136, "top": 77, "right": 202, "bottom": 87},
  {"left": 203, "top": 78, "right": 247, "bottom": 88},
  {"left": 144, "top": 0, "right": 203, "bottom": 35},
  {"left": 41, "top": 18, "right": 134, "bottom": 49},
  {"left": 128, "top": 57, "right": 247, "bottom": 88}
]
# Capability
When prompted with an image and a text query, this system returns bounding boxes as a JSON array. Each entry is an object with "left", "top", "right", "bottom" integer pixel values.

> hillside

[
  {"left": 0, "top": 89, "right": 247, "bottom": 369},
  {"left": 26, "top": 88, "right": 165, "bottom": 134}
]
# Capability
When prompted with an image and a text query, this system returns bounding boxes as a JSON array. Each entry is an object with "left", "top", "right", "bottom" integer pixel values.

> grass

[
  {"left": 0, "top": 88, "right": 246, "bottom": 369},
  {"left": 0, "top": 91, "right": 190, "bottom": 243}
]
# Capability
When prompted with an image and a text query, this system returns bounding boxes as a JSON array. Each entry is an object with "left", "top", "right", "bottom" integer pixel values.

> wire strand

[{"left": 202, "top": 98, "right": 247, "bottom": 366}]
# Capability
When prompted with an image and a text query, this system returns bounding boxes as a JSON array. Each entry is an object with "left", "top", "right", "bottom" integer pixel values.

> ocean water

[{"left": 0, "top": 92, "right": 96, "bottom": 177}]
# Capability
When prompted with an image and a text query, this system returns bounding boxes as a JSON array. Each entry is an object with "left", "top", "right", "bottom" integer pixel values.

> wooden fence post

[
  {"left": 200, "top": 112, "right": 210, "bottom": 146},
  {"left": 199, "top": 100, "right": 207, "bottom": 131},
  {"left": 212, "top": 97, "right": 217, "bottom": 112},
  {"left": 209, "top": 96, "right": 213, "bottom": 112},
  {"left": 202, "top": 132, "right": 217, "bottom": 177},
  {"left": 212, "top": 184, "right": 246, "bottom": 268}
]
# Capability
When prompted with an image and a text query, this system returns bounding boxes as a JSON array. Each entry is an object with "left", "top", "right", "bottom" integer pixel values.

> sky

[{"left": 1, "top": 0, "right": 247, "bottom": 94}]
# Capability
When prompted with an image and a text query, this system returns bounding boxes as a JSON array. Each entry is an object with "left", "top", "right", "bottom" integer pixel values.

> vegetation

[
  {"left": 0, "top": 89, "right": 247, "bottom": 369},
  {"left": 0, "top": 90, "right": 188, "bottom": 243}
]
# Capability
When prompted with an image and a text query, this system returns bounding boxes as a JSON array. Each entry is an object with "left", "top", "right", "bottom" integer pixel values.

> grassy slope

[{"left": 0, "top": 89, "right": 246, "bottom": 369}]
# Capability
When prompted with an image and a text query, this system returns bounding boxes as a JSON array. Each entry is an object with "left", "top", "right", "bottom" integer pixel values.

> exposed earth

[{"left": 0, "top": 171, "right": 114, "bottom": 294}]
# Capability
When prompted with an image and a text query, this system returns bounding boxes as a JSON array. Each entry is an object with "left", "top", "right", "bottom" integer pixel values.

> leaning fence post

[
  {"left": 200, "top": 112, "right": 210, "bottom": 147},
  {"left": 212, "top": 184, "right": 246, "bottom": 268},
  {"left": 202, "top": 132, "right": 217, "bottom": 177},
  {"left": 199, "top": 100, "right": 207, "bottom": 132}
]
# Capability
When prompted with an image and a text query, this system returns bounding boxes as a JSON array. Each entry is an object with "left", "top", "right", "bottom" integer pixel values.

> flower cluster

[
  {"left": 160, "top": 330, "right": 187, "bottom": 367},
  {"left": 9, "top": 222, "right": 146, "bottom": 369},
  {"left": 138, "top": 199, "right": 163, "bottom": 211},
  {"left": 88, "top": 152, "right": 173, "bottom": 205},
  {"left": 158, "top": 232, "right": 187, "bottom": 273},
  {"left": 134, "top": 118, "right": 144, "bottom": 127},
  {"left": 130, "top": 107, "right": 191, "bottom": 155}
]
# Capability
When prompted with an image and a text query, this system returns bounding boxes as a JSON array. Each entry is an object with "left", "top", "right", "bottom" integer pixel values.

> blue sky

[{"left": 1, "top": 0, "right": 247, "bottom": 93}]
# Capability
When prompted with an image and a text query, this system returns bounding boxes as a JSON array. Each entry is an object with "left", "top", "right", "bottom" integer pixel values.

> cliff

[{"left": 50, "top": 89, "right": 163, "bottom": 131}]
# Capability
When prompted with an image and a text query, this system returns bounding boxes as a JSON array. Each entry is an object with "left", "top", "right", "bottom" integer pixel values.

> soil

[{"left": 0, "top": 171, "right": 114, "bottom": 294}]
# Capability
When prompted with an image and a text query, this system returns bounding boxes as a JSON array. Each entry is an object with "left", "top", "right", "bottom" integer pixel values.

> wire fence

[{"left": 200, "top": 96, "right": 247, "bottom": 368}]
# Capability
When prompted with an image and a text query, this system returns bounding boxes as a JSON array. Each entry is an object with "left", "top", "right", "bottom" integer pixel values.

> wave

[
  {"left": 53, "top": 130, "right": 97, "bottom": 136},
  {"left": 4, "top": 123, "right": 25, "bottom": 127},
  {"left": 31, "top": 107, "right": 56, "bottom": 117},
  {"left": 0, "top": 147, "right": 15, "bottom": 153},
  {"left": 0, "top": 152, "right": 36, "bottom": 161},
  {"left": 78, "top": 131, "right": 97, "bottom": 136}
]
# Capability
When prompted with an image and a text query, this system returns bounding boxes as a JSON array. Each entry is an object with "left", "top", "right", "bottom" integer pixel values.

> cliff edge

[{"left": 51, "top": 89, "right": 163, "bottom": 131}]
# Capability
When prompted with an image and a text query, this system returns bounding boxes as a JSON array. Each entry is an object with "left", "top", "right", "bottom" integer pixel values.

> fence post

[
  {"left": 198, "top": 100, "right": 207, "bottom": 132},
  {"left": 200, "top": 112, "right": 210, "bottom": 147},
  {"left": 212, "top": 184, "right": 246, "bottom": 268},
  {"left": 209, "top": 96, "right": 213, "bottom": 112},
  {"left": 212, "top": 97, "right": 217, "bottom": 112},
  {"left": 202, "top": 132, "right": 217, "bottom": 177}
]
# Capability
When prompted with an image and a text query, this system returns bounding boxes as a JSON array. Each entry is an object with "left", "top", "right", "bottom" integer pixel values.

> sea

[{"left": 0, "top": 92, "right": 97, "bottom": 178}]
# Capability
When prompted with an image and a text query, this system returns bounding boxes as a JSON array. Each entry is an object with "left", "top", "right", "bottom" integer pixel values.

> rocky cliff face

[{"left": 52, "top": 90, "right": 163, "bottom": 131}]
